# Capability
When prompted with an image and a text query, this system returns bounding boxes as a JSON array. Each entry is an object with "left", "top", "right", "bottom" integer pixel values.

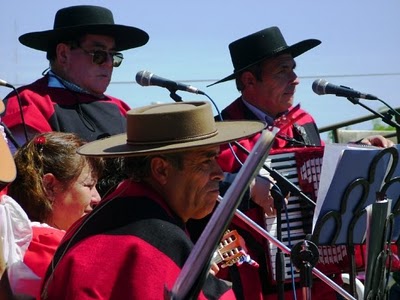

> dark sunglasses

[{"left": 77, "top": 46, "right": 124, "bottom": 67}]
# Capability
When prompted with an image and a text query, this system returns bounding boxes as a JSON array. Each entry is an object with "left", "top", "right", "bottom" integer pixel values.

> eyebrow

[{"left": 197, "top": 148, "right": 220, "bottom": 158}]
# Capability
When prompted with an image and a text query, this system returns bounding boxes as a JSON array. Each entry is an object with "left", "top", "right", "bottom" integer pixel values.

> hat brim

[
  {"left": 78, "top": 120, "right": 266, "bottom": 157},
  {"left": 19, "top": 24, "right": 149, "bottom": 51},
  {"left": 208, "top": 39, "right": 321, "bottom": 87},
  {"left": 0, "top": 133, "right": 16, "bottom": 185},
  {"left": 0, "top": 99, "right": 4, "bottom": 114}
]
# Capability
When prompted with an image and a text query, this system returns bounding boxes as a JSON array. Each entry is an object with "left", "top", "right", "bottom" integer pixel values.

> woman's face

[{"left": 49, "top": 164, "right": 101, "bottom": 230}]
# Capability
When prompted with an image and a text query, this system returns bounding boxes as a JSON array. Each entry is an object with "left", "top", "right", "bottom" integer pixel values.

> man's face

[
  {"left": 162, "top": 146, "right": 224, "bottom": 222},
  {"left": 244, "top": 54, "right": 299, "bottom": 117},
  {"left": 60, "top": 34, "right": 118, "bottom": 97}
]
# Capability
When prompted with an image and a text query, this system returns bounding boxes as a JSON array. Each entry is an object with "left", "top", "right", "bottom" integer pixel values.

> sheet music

[
  {"left": 313, "top": 143, "right": 380, "bottom": 230},
  {"left": 311, "top": 143, "right": 399, "bottom": 245}
]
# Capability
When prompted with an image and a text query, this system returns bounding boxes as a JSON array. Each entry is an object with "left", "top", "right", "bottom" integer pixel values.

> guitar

[{"left": 212, "top": 229, "right": 258, "bottom": 268}]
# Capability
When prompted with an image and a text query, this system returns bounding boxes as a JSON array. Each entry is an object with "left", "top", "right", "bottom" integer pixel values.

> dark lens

[
  {"left": 92, "top": 51, "right": 108, "bottom": 65},
  {"left": 112, "top": 53, "right": 124, "bottom": 67}
]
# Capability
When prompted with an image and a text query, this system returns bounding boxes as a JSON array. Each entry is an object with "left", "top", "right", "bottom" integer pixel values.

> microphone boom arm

[{"left": 346, "top": 96, "right": 400, "bottom": 130}]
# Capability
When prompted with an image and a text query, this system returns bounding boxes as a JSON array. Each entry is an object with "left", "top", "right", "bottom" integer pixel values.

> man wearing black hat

[
  {"left": 205, "top": 26, "right": 394, "bottom": 300},
  {"left": 1, "top": 5, "right": 148, "bottom": 154}
]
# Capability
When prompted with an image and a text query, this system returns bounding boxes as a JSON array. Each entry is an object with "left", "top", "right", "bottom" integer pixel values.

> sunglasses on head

[{"left": 77, "top": 46, "right": 124, "bottom": 67}]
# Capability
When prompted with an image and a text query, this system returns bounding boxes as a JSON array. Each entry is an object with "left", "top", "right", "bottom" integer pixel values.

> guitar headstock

[{"left": 212, "top": 229, "right": 258, "bottom": 268}]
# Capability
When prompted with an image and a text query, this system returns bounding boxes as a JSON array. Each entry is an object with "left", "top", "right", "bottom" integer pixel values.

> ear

[
  {"left": 56, "top": 43, "right": 70, "bottom": 65},
  {"left": 150, "top": 157, "right": 170, "bottom": 185},
  {"left": 42, "top": 173, "right": 57, "bottom": 197},
  {"left": 240, "top": 71, "right": 256, "bottom": 88}
]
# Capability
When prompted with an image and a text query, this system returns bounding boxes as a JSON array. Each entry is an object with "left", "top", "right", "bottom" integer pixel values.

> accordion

[{"left": 264, "top": 147, "right": 357, "bottom": 283}]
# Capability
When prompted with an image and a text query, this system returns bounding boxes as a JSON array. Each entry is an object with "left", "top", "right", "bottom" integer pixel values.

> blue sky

[{"left": 1, "top": 0, "right": 399, "bottom": 141}]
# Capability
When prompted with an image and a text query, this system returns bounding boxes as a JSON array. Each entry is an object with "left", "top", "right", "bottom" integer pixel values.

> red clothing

[
  {"left": 40, "top": 180, "right": 235, "bottom": 300},
  {"left": 24, "top": 225, "right": 65, "bottom": 279},
  {"left": 8, "top": 224, "right": 65, "bottom": 298},
  {"left": 217, "top": 97, "right": 323, "bottom": 173},
  {"left": 0, "top": 186, "right": 8, "bottom": 196},
  {"left": 215, "top": 98, "right": 342, "bottom": 299},
  {"left": 2, "top": 75, "right": 130, "bottom": 142}
]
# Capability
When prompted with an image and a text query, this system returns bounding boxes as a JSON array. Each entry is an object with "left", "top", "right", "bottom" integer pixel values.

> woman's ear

[{"left": 42, "top": 173, "right": 57, "bottom": 197}]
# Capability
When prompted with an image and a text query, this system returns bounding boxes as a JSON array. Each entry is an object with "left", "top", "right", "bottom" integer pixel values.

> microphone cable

[
  {"left": 0, "top": 121, "right": 20, "bottom": 150},
  {"left": 0, "top": 80, "right": 28, "bottom": 148}
]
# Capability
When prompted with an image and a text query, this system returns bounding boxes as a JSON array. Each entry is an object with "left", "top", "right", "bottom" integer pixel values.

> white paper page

[{"left": 312, "top": 143, "right": 347, "bottom": 229}]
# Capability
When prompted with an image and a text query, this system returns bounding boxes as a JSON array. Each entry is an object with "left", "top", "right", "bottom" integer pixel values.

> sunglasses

[{"left": 77, "top": 46, "right": 124, "bottom": 67}]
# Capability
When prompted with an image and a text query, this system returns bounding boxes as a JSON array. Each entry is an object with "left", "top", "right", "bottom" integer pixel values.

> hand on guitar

[{"left": 211, "top": 230, "right": 259, "bottom": 274}]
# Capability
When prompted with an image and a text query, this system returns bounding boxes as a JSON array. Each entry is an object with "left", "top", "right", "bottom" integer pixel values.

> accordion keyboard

[{"left": 263, "top": 148, "right": 346, "bottom": 283}]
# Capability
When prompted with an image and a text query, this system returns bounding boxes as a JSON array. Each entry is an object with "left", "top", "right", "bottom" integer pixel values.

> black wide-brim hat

[
  {"left": 209, "top": 26, "right": 321, "bottom": 86},
  {"left": 19, "top": 5, "right": 149, "bottom": 52}
]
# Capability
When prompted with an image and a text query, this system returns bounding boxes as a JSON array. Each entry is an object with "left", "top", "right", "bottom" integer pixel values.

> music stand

[{"left": 311, "top": 144, "right": 400, "bottom": 297}]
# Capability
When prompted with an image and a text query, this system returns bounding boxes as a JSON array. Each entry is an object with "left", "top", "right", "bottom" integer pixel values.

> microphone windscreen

[
  {"left": 135, "top": 70, "right": 152, "bottom": 86},
  {"left": 312, "top": 79, "right": 328, "bottom": 95}
]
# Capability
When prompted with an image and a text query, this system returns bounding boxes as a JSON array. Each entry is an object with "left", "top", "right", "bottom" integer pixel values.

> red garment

[
  {"left": 40, "top": 180, "right": 235, "bottom": 300},
  {"left": 2, "top": 75, "right": 130, "bottom": 142},
  {"left": 215, "top": 98, "right": 342, "bottom": 299},
  {"left": 217, "top": 97, "right": 323, "bottom": 173},
  {"left": 24, "top": 226, "right": 65, "bottom": 279},
  {"left": 0, "top": 185, "right": 8, "bottom": 196},
  {"left": 8, "top": 225, "right": 65, "bottom": 299}
]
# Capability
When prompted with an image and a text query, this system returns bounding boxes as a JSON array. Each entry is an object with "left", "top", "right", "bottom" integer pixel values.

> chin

[{"left": 194, "top": 206, "right": 215, "bottom": 220}]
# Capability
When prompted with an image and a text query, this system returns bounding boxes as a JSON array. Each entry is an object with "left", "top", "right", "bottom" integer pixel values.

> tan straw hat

[
  {"left": 0, "top": 100, "right": 17, "bottom": 185},
  {"left": 78, "top": 101, "right": 265, "bottom": 157},
  {"left": 0, "top": 98, "right": 4, "bottom": 114}
]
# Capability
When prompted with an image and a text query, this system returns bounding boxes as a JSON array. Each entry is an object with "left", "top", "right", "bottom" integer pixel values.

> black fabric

[
  {"left": 51, "top": 101, "right": 126, "bottom": 142},
  {"left": 45, "top": 195, "right": 181, "bottom": 283}
]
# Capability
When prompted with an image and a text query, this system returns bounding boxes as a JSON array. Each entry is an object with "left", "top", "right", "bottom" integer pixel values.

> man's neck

[{"left": 48, "top": 70, "right": 104, "bottom": 98}]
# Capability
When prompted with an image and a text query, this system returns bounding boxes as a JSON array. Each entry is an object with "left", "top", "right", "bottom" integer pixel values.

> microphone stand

[
  {"left": 271, "top": 187, "right": 286, "bottom": 300},
  {"left": 168, "top": 89, "right": 182, "bottom": 102},
  {"left": 232, "top": 141, "right": 317, "bottom": 298},
  {"left": 231, "top": 205, "right": 356, "bottom": 300},
  {"left": 346, "top": 96, "right": 400, "bottom": 141},
  {"left": 291, "top": 240, "right": 320, "bottom": 300}
]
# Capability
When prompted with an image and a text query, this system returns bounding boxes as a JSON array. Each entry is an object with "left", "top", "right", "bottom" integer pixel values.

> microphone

[
  {"left": 136, "top": 70, "right": 205, "bottom": 95},
  {"left": 312, "top": 79, "right": 378, "bottom": 100},
  {"left": 0, "top": 79, "right": 15, "bottom": 89}
]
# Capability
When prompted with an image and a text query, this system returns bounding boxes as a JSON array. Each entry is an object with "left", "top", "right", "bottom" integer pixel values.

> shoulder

[
  {"left": 41, "top": 219, "right": 192, "bottom": 300},
  {"left": 4, "top": 77, "right": 49, "bottom": 105},
  {"left": 291, "top": 106, "right": 317, "bottom": 123},
  {"left": 103, "top": 94, "right": 130, "bottom": 112},
  {"left": 23, "top": 225, "right": 65, "bottom": 278}
]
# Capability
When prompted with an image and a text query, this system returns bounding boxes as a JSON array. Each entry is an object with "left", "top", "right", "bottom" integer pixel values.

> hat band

[{"left": 126, "top": 129, "right": 219, "bottom": 145}]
